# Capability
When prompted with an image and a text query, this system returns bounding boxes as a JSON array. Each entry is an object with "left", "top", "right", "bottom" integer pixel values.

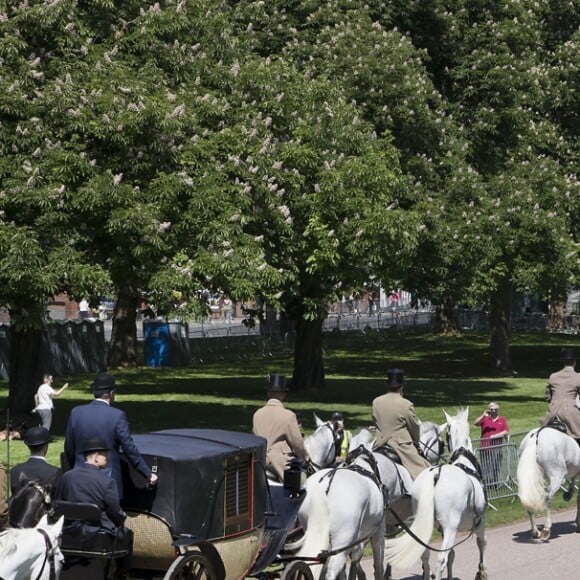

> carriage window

[{"left": 224, "top": 453, "right": 253, "bottom": 535}]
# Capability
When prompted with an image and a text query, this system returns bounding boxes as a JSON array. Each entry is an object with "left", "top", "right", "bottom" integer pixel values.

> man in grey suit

[
  {"left": 372, "top": 368, "right": 430, "bottom": 480},
  {"left": 253, "top": 374, "right": 309, "bottom": 480},
  {"left": 541, "top": 348, "right": 580, "bottom": 439},
  {"left": 10, "top": 426, "right": 61, "bottom": 496}
]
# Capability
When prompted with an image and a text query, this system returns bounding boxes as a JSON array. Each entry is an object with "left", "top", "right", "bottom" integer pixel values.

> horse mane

[{"left": 8, "top": 481, "right": 52, "bottom": 529}]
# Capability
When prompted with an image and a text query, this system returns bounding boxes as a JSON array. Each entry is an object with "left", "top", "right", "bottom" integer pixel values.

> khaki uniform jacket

[
  {"left": 541, "top": 365, "right": 580, "bottom": 438},
  {"left": 372, "top": 392, "right": 430, "bottom": 480},
  {"left": 0, "top": 460, "right": 7, "bottom": 530},
  {"left": 253, "top": 399, "right": 308, "bottom": 480}
]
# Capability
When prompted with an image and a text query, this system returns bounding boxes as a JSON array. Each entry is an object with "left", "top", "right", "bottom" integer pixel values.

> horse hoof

[
  {"left": 532, "top": 528, "right": 542, "bottom": 539},
  {"left": 563, "top": 489, "right": 573, "bottom": 501},
  {"left": 541, "top": 528, "right": 551, "bottom": 541}
]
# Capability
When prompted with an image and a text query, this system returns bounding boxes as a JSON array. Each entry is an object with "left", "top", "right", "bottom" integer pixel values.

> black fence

[{"left": 0, "top": 320, "right": 106, "bottom": 380}]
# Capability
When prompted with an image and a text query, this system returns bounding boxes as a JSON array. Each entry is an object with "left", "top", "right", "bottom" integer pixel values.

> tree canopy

[{"left": 0, "top": 0, "right": 578, "bottom": 411}]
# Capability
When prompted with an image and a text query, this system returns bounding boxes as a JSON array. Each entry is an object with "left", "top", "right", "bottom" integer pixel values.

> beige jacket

[
  {"left": 541, "top": 365, "right": 580, "bottom": 438},
  {"left": 372, "top": 391, "right": 430, "bottom": 480},
  {"left": 253, "top": 399, "right": 308, "bottom": 480}
]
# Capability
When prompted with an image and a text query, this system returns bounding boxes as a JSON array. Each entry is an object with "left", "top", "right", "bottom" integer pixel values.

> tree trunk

[
  {"left": 489, "top": 278, "right": 513, "bottom": 373},
  {"left": 291, "top": 309, "right": 325, "bottom": 391},
  {"left": 107, "top": 284, "right": 139, "bottom": 368},
  {"left": 8, "top": 312, "right": 44, "bottom": 416},
  {"left": 433, "top": 295, "right": 459, "bottom": 334},
  {"left": 547, "top": 291, "right": 566, "bottom": 331}
]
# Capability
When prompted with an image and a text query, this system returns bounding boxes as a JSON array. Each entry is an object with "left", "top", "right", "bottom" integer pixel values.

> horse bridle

[
  {"left": 9, "top": 482, "right": 54, "bottom": 529},
  {"left": 35, "top": 527, "right": 59, "bottom": 580},
  {"left": 308, "top": 422, "right": 337, "bottom": 470}
]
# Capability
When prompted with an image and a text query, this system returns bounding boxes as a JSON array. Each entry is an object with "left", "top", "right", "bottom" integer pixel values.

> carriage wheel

[
  {"left": 280, "top": 561, "right": 314, "bottom": 580},
  {"left": 163, "top": 550, "right": 217, "bottom": 580}
]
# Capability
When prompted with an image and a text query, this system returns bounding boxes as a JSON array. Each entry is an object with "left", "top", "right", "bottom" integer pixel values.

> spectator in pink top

[{"left": 474, "top": 402, "right": 509, "bottom": 488}]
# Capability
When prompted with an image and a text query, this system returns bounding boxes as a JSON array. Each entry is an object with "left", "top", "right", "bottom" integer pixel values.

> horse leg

[
  {"left": 474, "top": 523, "right": 488, "bottom": 580},
  {"left": 563, "top": 476, "right": 576, "bottom": 501},
  {"left": 433, "top": 529, "right": 457, "bottom": 580},
  {"left": 575, "top": 480, "right": 580, "bottom": 533},
  {"left": 420, "top": 548, "right": 430, "bottom": 580},
  {"left": 326, "top": 553, "right": 349, "bottom": 580},
  {"left": 527, "top": 510, "right": 541, "bottom": 539},
  {"left": 383, "top": 563, "right": 392, "bottom": 580},
  {"left": 445, "top": 548, "right": 454, "bottom": 580},
  {"left": 541, "top": 474, "right": 565, "bottom": 540}
]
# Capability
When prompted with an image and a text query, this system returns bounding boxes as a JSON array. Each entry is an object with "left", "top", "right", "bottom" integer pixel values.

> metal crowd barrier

[{"left": 473, "top": 437, "right": 520, "bottom": 506}]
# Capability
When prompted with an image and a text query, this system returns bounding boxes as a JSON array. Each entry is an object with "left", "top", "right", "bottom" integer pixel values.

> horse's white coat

[
  {"left": 304, "top": 415, "right": 338, "bottom": 470},
  {"left": 517, "top": 426, "right": 580, "bottom": 539},
  {"left": 384, "top": 408, "right": 488, "bottom": 580},
  {"left": 0, "top": 515, "right": 64, "bottom": 580},
  {"left": 296, "top": 462, "right": 386, "bottom": 580}
]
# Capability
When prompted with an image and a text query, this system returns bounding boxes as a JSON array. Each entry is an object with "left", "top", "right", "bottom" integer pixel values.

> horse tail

[
  {"left": 297, "top": 481, "right": 330, "bottom": 580},
  {"left": 517, "top": 432, "right": 546, "bottom": 513},
  {"left": 384, "top": 469, "right": 436, "bottom": 569}
]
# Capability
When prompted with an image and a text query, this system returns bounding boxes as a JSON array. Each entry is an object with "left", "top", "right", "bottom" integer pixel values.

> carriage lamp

[{"left": 284, "top": 458, "right": 307, "bottom": 496}]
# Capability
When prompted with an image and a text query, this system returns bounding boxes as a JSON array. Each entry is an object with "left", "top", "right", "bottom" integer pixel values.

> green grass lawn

[{"left": 1, "top": 329, "right": 578, "bottom": 529}]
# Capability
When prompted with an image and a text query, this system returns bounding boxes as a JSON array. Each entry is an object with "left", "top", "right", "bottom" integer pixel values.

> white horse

[
  {"left": 517, "top": 426, "right": 580, "bottom": 540},
  {"left": 305, "top": 414, "right": 340, "bottom": 471},
  {"left": 294, "top": 456, "right": 386, "bottom": 580},
  {"left": 385, "top": 408, "right": 488, "bottom": 580},
  {"left": 0, "top": 514, "right": 64, "bottom": 580}
]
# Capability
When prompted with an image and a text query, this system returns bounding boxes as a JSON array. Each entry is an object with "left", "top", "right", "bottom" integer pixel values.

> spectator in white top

[
  {"left": 78, "top": 298, "right": 91, "bottom": 320},
  {"left": 33, "top": 374, "right": 69, "bottom": 432}
]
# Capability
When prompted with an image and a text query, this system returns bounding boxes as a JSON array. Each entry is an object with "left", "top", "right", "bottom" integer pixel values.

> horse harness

[
  {"left": 386, "top": 446, "right": 485, "bottom": 554},
  {"left": 9, "top": 482, "right": 55, "bottom": 529},
  {"left": 308, "top": 422, "right": 337, "bottom": 471},
  {"left": 34, "top": 527, "right": 59, "bottom": 580},
  {"left": 300, "top": 446, "right": 386, "bottom": 563},
  {"left": 373, "top": 445, "right": 410, "bottom": 497}
]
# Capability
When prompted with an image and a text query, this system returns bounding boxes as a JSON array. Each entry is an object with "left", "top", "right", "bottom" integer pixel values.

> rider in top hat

[
  {"left": 64, "top": 372, "right": 157, "bottom": 498},
  {"left": 541, "top": 348, "right": 580, "bottom": 440},
  {"left": 372, "top": 368, "right": 430, "bottom": 480},
  {"left": 10, "top": 426, "right": 61, "bottom": 496},
  {"left": 252, "top": 373, "right": 309, "bottom": 480}
]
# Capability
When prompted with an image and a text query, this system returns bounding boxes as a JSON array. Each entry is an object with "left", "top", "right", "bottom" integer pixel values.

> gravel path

[{"left": 359, "top": 507, "right": 579, "bottom": 579}]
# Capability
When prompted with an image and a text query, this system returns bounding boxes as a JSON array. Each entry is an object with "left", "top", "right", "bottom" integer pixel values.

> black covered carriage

[{"left": 117, "top": 429, "right": 306, "bottom": 579}]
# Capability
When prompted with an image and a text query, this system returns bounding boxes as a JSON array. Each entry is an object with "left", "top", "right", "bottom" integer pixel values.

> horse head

[
  {"left": 443, "top": 407, "right": 473, "bottom": 454},
  {"left": 304, "top": 417, "right": 337, "bottom": 470},
  {"left": 8, "top": 479, "right": 54, "bottom": 529}
]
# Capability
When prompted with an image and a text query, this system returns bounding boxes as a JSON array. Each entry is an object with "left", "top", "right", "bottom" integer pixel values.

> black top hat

[
  {"left": 81, "top": 437, "right": 109, "bottom": 454},
  {"left": 266, "top": 373, "right": 287, "bottom": 392},
  {"left": 24, "top": 426, "right": 50, "bottom": 447},
  {"left": 561, "top": 348, "right": 578, "bottom": 361},
  {"left": 91, "top": 372, "right": 116, "bottom": 394},
  {"left": 385, "top": 368, "right": 405, "bottom": 390}
]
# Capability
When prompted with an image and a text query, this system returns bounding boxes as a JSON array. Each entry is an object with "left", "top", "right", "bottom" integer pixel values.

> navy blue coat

[
  {"left": 59, "top": 462, "right": 124, "bottom": 532},
  {"left": 64, "top": 400, "right": 151, "bottom": 497},
  {"left": 10, "top": 457, "right": 61, "bottom": 496}
]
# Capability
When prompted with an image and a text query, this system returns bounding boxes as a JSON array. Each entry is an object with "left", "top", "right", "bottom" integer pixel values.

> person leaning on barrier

[
  {"left": 540, "top": 347, "right": 580, "bottom": 441},
  {"left": 372, "top": 368, "right": 431, "bottom": 480},
  {"left": 474, "top": 402, "right": 509, "bottom": 487},
  {"left": 252, "top": 373, "right": 309, "bottom": 481},
  {"left": 10, "top": 426, "right": 61, "bottom": 496}
]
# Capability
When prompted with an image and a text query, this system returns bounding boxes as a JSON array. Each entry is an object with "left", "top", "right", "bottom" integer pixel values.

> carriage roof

[{"left": 120, "top": 428, "right": 268, "bottom": 539}]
